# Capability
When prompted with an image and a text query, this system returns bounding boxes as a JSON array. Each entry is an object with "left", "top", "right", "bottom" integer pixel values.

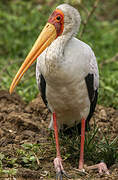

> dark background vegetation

[{"left": 0, "top": 0, "right": 118, "bottom": 107}]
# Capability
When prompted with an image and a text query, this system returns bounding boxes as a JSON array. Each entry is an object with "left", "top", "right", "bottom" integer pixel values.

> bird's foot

[
  {"left": 86, "top": 162, "right": 110, "bottom": 175},
  {"left": 54, "top": 157, "right": 71, "bottom": 179}
]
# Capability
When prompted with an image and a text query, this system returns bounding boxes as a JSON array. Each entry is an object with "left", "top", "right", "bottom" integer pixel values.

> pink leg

[
  {"left": 78, "top": 118, "right": 109, "bottom": 175},
  {"left": 53, "top": 112, "right": 61, "bottom": 158},
  {"left": 79, "top": 118, "right": 85, "bottom": 170},
  {"left": 53, "top": 112, "right": 70, "bottom": 179}
]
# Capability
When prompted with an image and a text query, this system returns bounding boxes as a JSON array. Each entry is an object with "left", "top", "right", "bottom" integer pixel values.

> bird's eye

[{"left": 56, "top": 16, "right": 61, "bottom": 21}]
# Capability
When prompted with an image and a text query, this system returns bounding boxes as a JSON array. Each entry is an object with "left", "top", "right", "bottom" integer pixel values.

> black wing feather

[
  {"left": 39, "top": 74, "right": 48, "bottom": 106},
  {"left": 85, "top": 73, "right": 98, "bottom": 130}
]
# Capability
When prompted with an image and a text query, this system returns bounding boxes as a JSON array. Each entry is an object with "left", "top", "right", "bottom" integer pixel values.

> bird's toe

[
  {"left": 86, "top": 162, "right": 110, "bottom": 175},
  {"left": 98, "top": 162, "right": 110, "bottom": 175},
  {"left": 56, "top": 170, "right": 71, "bottom": 180},
  {"left": 56, "top": 171, "right": 63, "bottom": 180},
  {"left": 54, "top": 157, "right": 71, "bottom": 179}
]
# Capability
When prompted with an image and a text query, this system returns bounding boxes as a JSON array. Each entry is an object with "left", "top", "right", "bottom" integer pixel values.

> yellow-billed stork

[{"left": 9, "top": 4, "right": 109, "bottom": 179}]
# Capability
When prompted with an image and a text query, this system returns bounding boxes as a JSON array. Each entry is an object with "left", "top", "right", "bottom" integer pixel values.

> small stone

[{"left": 99, "top": 109, "right": 107, "bottom": 121}]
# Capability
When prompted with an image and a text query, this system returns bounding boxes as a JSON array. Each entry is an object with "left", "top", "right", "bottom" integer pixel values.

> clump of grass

[
  {"left": 97, "top": 132, "right": 118, "bottom": 167},
  {"left": 84, "top": 127, "right": 118, "bottom": 166},
  {"left": 84, "top": 127, "right": 99, "bottom": 163}
]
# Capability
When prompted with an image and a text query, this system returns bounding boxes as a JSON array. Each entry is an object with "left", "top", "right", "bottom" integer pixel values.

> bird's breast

[{"left": 46, "top": 75, "right": 90, "bottom": 128}]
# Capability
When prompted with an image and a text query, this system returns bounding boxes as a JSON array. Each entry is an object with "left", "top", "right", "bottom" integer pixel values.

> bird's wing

[
  {"left": 85, "top": 50, "right": 99, "bottom": 129},
  {"left": 89, "top": 50, "right": 99, "bottom": 91},
  {"left": 85, "top": 50, "right": 99, "bottom": 102},
  {"left": 36, "top": 59, "right": 47, "bottom": 106}
]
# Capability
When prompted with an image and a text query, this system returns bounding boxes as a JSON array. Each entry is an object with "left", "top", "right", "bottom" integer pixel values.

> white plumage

[{"left": 36, "top": 4, "right": 99, "bottom": 129}]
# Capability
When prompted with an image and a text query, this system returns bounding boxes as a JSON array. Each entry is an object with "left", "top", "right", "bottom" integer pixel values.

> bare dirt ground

[{"left": 0, "top": 90, "right": 118, "bottom": 180}]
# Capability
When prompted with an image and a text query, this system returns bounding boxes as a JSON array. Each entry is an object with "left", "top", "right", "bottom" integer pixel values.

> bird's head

[{"left": 9, "top": 4, "right": 81, "bottom": 94}]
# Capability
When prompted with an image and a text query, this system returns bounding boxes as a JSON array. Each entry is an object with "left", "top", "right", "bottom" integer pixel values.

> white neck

[{"left": 45, "top": 32, "right": 72, "bottom": 67}]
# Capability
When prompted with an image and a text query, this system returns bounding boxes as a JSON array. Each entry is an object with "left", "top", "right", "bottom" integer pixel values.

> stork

[{"left": 9, "top": 4, "right": 109, "bottom": 179}]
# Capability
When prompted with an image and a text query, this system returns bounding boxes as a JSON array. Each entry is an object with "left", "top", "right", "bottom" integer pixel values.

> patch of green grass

[
  {"left": 0, "top": 153, "right": 17, "bottom": 177},
  {"left": 16, "top": 143, "right": 44, "bottom": 170},
  {"left": 0, "top": 0, "right": 118, "bottom": 108},
  {"left": 0, "top": 143, "right": 45, "bottom": 176}
]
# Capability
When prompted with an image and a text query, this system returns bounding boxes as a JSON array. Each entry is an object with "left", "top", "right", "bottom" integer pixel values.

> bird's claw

[
  {"left": 98, "top": 162, "right": 110, "bottom": 175},
  {"left": 56, "top": 170, "right": 71, "bottom": 180},
  {"left": 54, "top": 157, "right": 71, "bottom": 179},
  {"left": 86, "top": 162, "right": 110, "bottom": 175},
  {"left": 56, "top": 171, "right": 62, "bottom": 180}
]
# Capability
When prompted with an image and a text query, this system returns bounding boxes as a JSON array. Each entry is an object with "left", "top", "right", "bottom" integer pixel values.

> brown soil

[{"left": 0, "top": 90, "right": 118, "bottom": 180}]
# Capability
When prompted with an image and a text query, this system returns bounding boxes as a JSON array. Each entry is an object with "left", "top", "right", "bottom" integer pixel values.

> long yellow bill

[{"left": 9, "top": 23, "right": 57, "bottom": 94}]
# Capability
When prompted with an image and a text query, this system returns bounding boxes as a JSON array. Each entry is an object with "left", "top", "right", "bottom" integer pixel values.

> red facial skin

[{"left": 48, "top": 9, "right": 64, "bottom": 37}]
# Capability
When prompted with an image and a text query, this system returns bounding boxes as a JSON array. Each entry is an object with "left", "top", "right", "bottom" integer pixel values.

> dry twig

[
  {"left": 33, "top": 152, "right": 40, "bottom": 166},
  {"left": 79, "top": 0, "right": 100, "bottom": 38},
  {"left": 100, "top": 53, "right": 118, "bottom": 67}
]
